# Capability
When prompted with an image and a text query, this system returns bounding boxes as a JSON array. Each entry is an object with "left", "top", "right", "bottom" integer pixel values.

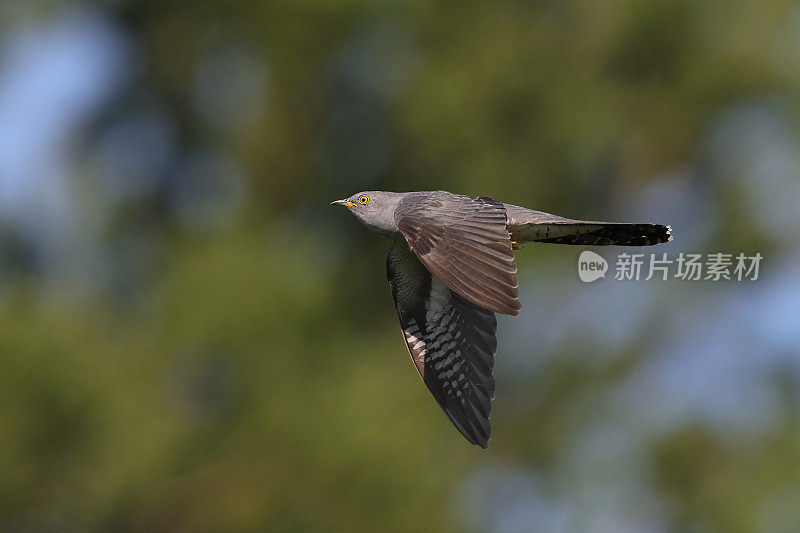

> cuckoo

[{"left": 331, "top": 190, "right": 672, "bottom": 448}]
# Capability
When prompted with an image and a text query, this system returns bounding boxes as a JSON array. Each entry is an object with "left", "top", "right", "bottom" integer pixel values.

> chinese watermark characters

[{"left": 577, "top": 252, "right": 762, "bottom": 283}]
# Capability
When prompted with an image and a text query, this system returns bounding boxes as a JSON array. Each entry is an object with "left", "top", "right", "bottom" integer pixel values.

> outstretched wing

[
  {"left": 387, "top": 240, "right": 497, "bottom": 448},
  {"left": 394, "top": 192, "right": 520, "bottom": 316}
]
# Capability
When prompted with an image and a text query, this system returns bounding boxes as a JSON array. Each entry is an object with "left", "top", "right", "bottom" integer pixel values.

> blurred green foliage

[{"left": 2, "top": 1, "right": 800, "bottom": 531}]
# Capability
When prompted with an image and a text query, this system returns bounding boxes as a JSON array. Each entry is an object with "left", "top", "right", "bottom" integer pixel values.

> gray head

[{"left": 330, "top": 191, "right": 405, "bottom": 235}]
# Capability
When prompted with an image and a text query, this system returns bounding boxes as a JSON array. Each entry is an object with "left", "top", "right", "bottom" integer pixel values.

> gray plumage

[{"left": 332, "top": 190, "right": 672, "bottom": 448}]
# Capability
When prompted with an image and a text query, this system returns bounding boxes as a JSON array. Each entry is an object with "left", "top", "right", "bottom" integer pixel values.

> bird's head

[{"left": 330, "top": 191, "right": 405, "bottom": 235}]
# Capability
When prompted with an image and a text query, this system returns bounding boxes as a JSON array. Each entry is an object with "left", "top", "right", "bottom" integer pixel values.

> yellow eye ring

[{"left": 357, "top": 195, "right": 370, "bottom": 205}]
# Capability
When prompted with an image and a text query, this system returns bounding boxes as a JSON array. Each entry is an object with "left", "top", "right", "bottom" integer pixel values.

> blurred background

[{"left": 1, "top": 1, "right": 799, "bottom": 531}]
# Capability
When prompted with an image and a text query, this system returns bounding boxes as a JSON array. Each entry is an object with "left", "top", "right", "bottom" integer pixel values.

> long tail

[
  {"left": 503, "top": 204, "right": 673, "bottom": 247},
  {"left": 524, "top": 222, "right": 672, "bottom": 246}
]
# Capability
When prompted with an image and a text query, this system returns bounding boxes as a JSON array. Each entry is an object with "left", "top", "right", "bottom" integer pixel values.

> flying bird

[{"left": 331, "top": 190, "right": 672, "bottom": 448}]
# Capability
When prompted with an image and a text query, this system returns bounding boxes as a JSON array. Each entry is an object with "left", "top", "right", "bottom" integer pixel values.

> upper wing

[
  {"left": 504, "top": 204, "right": 673, "bottom": 246},
  {"left": 387, "top": 240, "right": 497, "bottom": 448},
  {"left": 394, "top": 192, "right": 520, "bottom": 316}
]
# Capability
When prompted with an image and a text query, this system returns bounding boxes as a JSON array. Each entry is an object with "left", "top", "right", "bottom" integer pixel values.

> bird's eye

[{"left": 357, "top": 195, "right": 370, "bottom": 205}]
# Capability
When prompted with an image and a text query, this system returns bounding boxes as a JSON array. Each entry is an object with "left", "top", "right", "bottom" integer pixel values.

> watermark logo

[
  {"left": 577, "top": 251, "right": 762, "bottom": 282},
  {"left": 578, "top": 250, "right": 608, "bottom": 282}
]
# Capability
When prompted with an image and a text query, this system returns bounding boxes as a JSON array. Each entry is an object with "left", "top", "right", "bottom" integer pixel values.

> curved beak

[{"left": 330, "top": 199, "right": 357, "bottom": 207}]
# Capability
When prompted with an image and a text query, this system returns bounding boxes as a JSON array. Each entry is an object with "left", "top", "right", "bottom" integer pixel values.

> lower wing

[{"left": 387, "top": 239, "right": 497, "bottom": 448}]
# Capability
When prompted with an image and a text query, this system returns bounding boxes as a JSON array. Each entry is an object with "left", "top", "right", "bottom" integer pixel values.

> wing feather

[
  {"left": 395, "top": 192, "right": 520, "bottom": 316},
  {"left": 387, "top": 240, "right": 497, "bottom": 448}
]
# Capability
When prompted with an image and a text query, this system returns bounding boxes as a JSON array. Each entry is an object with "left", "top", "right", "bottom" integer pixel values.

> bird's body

[{"left": 332, "top": 190, "right": 672, "bottom": 448}]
